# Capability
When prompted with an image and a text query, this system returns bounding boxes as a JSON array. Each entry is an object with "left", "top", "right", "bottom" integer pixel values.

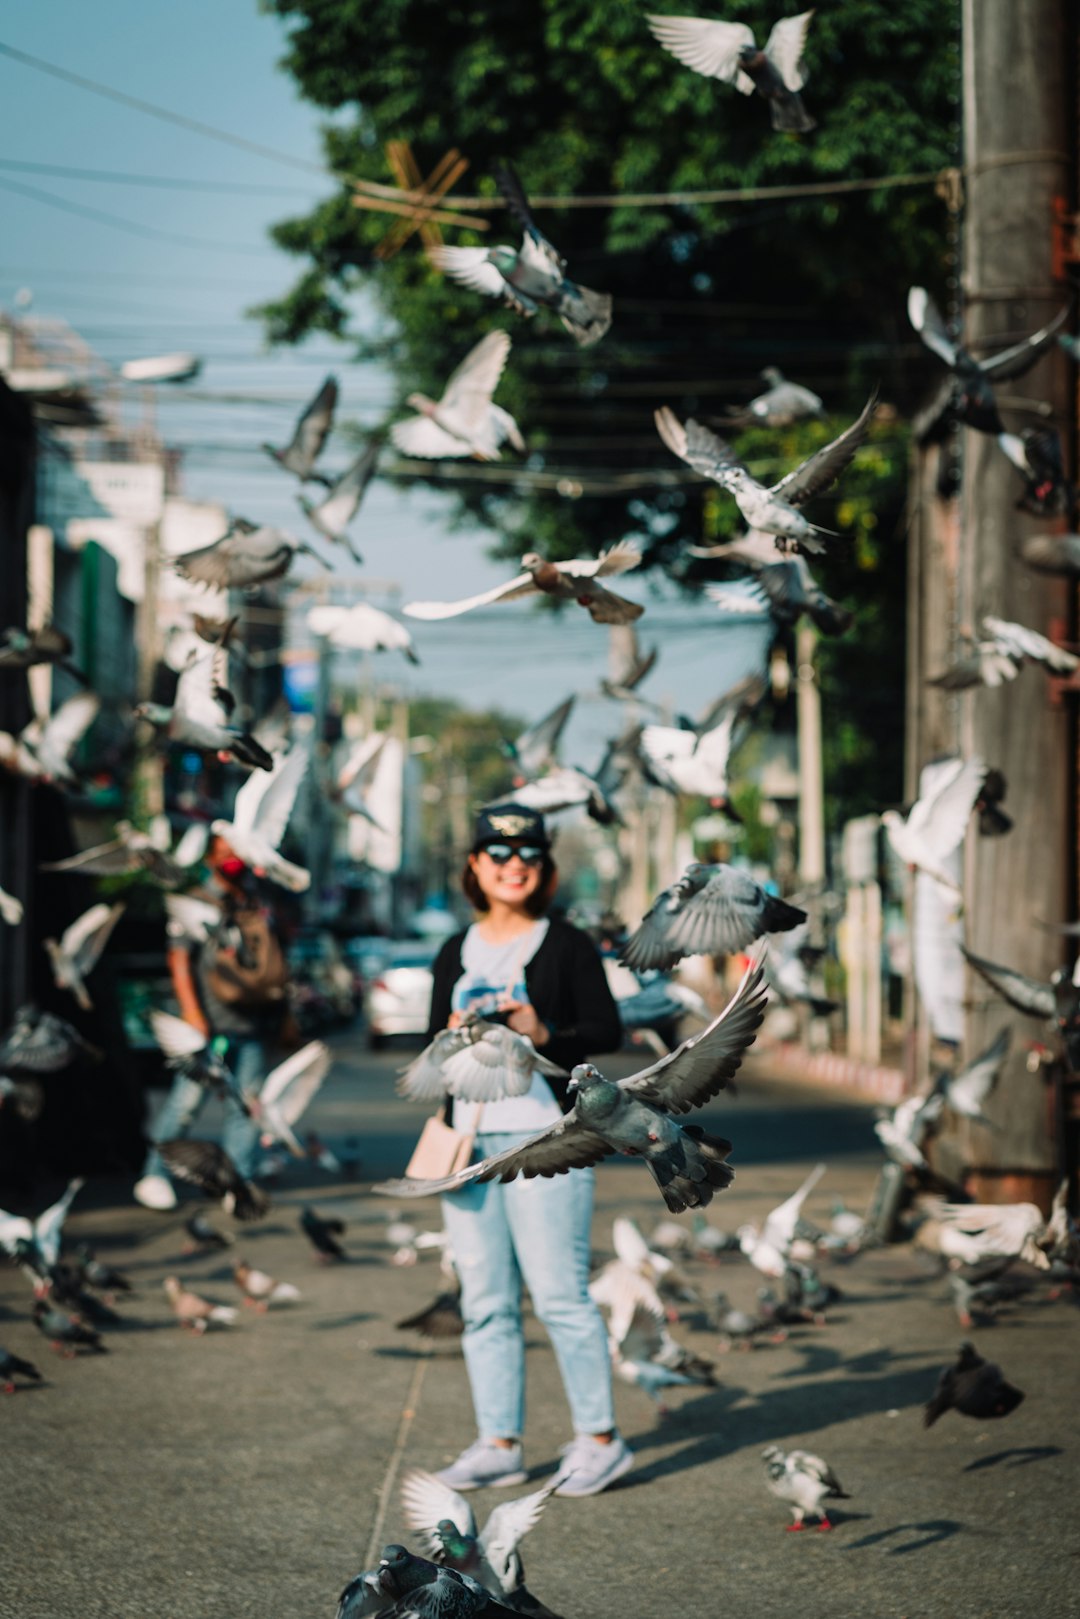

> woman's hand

[
  {"left": 500, "top": 1000, "right": 550, "bottom": 1046},
  {"left": 447, "top": 1010, "right": 464, "bottom": 1030}
]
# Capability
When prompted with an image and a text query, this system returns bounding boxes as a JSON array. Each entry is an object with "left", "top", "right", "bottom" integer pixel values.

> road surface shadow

[
  {"left": 963, "top": 1446, "right": 1063, "bottom": 1472},
  {"left": 843, "top": 1520, "right": 964, "bottom": 1555}
]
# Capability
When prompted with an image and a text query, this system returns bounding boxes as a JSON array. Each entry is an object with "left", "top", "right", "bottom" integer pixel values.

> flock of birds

[{"left": 3, "top": 7, "right": 1080, "bottom": 1614}]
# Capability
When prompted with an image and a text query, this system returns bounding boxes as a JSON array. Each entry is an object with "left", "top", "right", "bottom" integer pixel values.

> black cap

[{"left": 472, "top": 802, "right": 551, "bottom": 851}]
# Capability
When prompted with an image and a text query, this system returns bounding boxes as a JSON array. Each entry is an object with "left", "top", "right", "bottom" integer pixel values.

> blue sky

[{"left": 0, "top": 2, "right": 767, "bottom": 754}]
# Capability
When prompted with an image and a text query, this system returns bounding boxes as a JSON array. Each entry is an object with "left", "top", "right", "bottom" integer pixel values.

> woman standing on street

[{"left": 425, "top": 803, "right": 632, "bottom": 1498}]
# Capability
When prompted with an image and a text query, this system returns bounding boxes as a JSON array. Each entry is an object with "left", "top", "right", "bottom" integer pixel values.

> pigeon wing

[
  {"left": 160, "top": 1138, "right": 237, "bottom": 1196},
  {"left": 151, "top": 1009, "right": 209, "bottom": 1062},
  {"left": 773, "top": 392, "right": 878, "bottom": 507},
  {"left": 961, "top": 948, "right": 1056, "bottom": 1019},
  {"left": 612, "top": 1215, "right": 652, "bottom": 1271},
  {"left": 288, "top": 375, "right": 338, "bottom": 468},
  {"left": 646, "top": 15, "right": 756, "bottom": 88},
  {"left": 479, "top": 1478, "right": 558, "bottom": 1573},
  {"left": 440, "top": 330, "right": 512, "bottom": 428},
  {"left": 311, "top": 441, "right": 379, "bottom": 535},
  {"left": 337, "top": 733, "right": 387, "bottom": 793},
  {"left": 655, "top": 408, "right": 741, "bottom": 481},
  {"left": 404, "top": 574, "right": 537, "bottom": 620},
  {"left": 908, "top": 757, "right": 985, "bottom": 861},
  {"left": 400, "top": 1468, "right": 478, "bottom": 1558},
  {"left": 558, "top": 540, "right": 643, "bottom": 580},
  {"left": 391, "top": 416, "right": 474, "bottom": 459},
  {"left": 908, "top": 287, "right": 958, "bottom": 368},
  {"left": 373, "top": 1111, "right": 612, "bottom": 1197},
  {"left": 946, "top": 1028, "right": 1010, "bottom": 1118},
  {"left": 172, "top": 823, "right": 210, "bottom": 868},
  {"left": 764, "top": 11, "right": 814, "bottom": 91},
  {"left": 248, "top": 743, "right": 309, "bottom": 847},
  {"left": 37, "top": 692, "right": 100, "bottom": 761},
  {"left": 33, "top": 1177, "right": 84, "bottom": 1267},
  {"left": 511, "top": 767, "right": 593, "bottom": 814},
  {"left": 513, "top": 695, "right": 575, "bottom": 777},
  {"left": 620, "top": 954, "right": 768, "bottom": 1114},
  {"left": 259, "top": 1041, "right": 332, "bottom": 1126},
  {"left": 442, "top": 1028, "right": 542, "bottom": 1101},
  {"left": 175, "top": 650, "right": 227, "bottom": 728},
  {"left": 650, "top": 866, "right": 770, "bottom": 961},
  {"left": 982, "top": 616, "right": 1078, "bottom": 672},
  {"left": 428, "top": 245, "right": 509, "bottom": 300},
  {"left": 63, "top": 901, "right": 124, "bottom": 974},
  {"left": 41, "top": 837, "right": 141, "bottom": 876},
  {"left": 396, "top": 1031, "right": 464, "bottom": 1103},
  {"left": 981, "top": 304, "right": 1071, "bottom": 381}
]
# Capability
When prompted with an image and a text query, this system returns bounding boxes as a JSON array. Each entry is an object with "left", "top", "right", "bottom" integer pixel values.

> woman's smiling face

[{"left": 469, "top": 845, "right": 544, "bottom": 909}]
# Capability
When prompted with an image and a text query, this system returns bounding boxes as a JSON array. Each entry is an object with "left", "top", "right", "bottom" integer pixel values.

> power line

[
  {"left": 0, "top": 157, "right": 312, "bottom": 195},
  {"left": 0, "top": 173, "right": 275, "bottom": 256}
]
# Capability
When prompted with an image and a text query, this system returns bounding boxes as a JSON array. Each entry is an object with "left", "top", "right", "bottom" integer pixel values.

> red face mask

[{"left": 218, "top": 856, "right": 246, "bottom": 879}]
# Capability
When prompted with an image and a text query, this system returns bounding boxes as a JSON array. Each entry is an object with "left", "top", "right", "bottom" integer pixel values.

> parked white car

[{"left": 363, "top": 940, "right": 439, "bottom": 1049}]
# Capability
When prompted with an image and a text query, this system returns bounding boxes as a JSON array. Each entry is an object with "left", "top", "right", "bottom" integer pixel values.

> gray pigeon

[
  {"left": 656, "top": 395, "right": 877, "bottom": 554},
  {"left": 0, "top": 1346, "right": 43, "bottom": 1391},
  {"left": 430, "top": 164, "right": 611, "bottom": 348},
  {"left": 364, "top": 1545, "right": 519, "bottom": 1617},
  {"left": 400, "top": 1469, "right": 561, "bottom": 1615},
  {"left": 159, "top": 1139, "right": 270, "bottom": 1223},
  {"left": 762, "top": 1445, "right": 850, "bottom": 1529},
  {"left": 298, "top": 440, "right": 379, "bottom": 560},
  {"left": 374, "top": 956, "right": 768, "bottom": 1212},
  {"left": 647, "top": 11, "right": 816, "bottom": 133},
  {"left": 44, "top": 901, "right": 124, "bottom": 1011},
  {"left": 134, "top": 642, "right": 274, "bottom": 771},
  {"left": 41, "top": 819, "right": 207, "bottom": 885},
  {"left": 705, "top": 551, "right": 852, "bottom": 637},
  {"left": 0, "top": 1177, "right": 85, "bottom": 1280},
  {"left": 1019, "top": 532, "right": 1080, "bottom": 578},
  {"left": 151, "top": 1011, "right": 253, "bottom": 1116},
  {"left": 928, "top": 616, "right": 1078, "bottom": 689},
  {"left": 501, "top": 697, "right": 575, "bottom": 782},
  {"left": 175, "top": 517, "right": 328, "bottom": 590},
  {"left": 962, "top": 947, "right": 1080, "bottom": 1071},
  {"left": 0, "top": 623, "right": 84, "bottom": 681},
  {"left": 263, "top": 375, "right": 337, "bottom": 482},
  {"left": 0, "top": 1006, "right": 99, "bottom": 1074},
  {"left": 621, "top": 862, "right": 805, "bottom": 971},
  {"left": 721, "top": 367, "right": 826, "bottom": 428},
  {"left": 397, "top": 1015, "right": 568, "bottom": 1105}
]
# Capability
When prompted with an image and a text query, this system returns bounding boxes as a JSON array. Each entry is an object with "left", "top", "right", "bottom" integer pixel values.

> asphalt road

[{"left": 1, "top": 1029, "right": 1076, "bottom": 1619}]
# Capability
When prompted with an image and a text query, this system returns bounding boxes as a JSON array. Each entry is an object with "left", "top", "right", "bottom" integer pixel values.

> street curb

[{"left": 758, "top": 1041, "right": 906, "bottom": 1104}]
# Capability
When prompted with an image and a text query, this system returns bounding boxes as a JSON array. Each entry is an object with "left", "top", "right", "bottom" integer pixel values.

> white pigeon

[
  {"left": 404, "top": 542, "right": 643, "bottom": 625},
  {"left": 400, "top": 1469, "right": 558, "bottom": 1607},
  {"left": 739, "top": 1164, "right": 826, "bottom": 1276},
  {"left": 257, "top": 1041, "right": 333, "bottom": 1157},
  {"left": 0, "top": 884, "right": 23, "bottom": 926},
  {"left": 307, "top": 602, "right": 419, "bottom": 664},
  {"left": 509, "top": 764, "right": 618, "bottom": 824},
  {"left": 0, "top": 1177, "right": 84, "bottom": 1282},
  {"left": 589, "top": 1259, "right": 668, "bottom": 1344},
  {"left": 398, "top": 1018, "right": 566, "bottom": 1105},
  {"left": 335, "top": 732, "right": 389, "bottom": 828},
  {"left": 41, "top": 818, "right": 209, "bottom": 885},
  {"left": 655, "top": 396, "right": 876, "bottom": 554},
  {"left": 647, "top": 11, "right": 816, "bottom": 133},
  {"left": 611, "top": 1214, "right": 698, "bottom": 1311},
  {"left": 881, "top": 755, "right": 987, "bottom": 895},
  {"left": 164, "top": 891, "right": 221, "bottom": 944},
  {"left": 874, "top": 1090, "right": 945, "bottom": 1169},
  {"left": 298, "top": 441, "right": 379, "bottom": 559},
  {"left": 0, "top": 692, "right": 100, "bottom": 787},
  {"left": 639, "top": 712, "right": 741, "bottom": 803},
  {"left": 391, "top": 330, "right": 525, "bottom": 461},
  {"left": 762, "top": 1445, "right": 850, "bottom": 1530},
  {"left": 233, "top": 1259, "right": 301, "bottom": 1308},
  {"left": 943, "top": 1029, "right": 1009, "bottom": 1122},
  {"left": 608, "top": 1302, "right": 715, "bottom": 1414},
  {"left": 212, "top": 744, "right": 310, "bottom": 891},
  {"left": 929, "top": 615, "right": 1078, "bottom": 689},
  {"left": 136, "top": 642, "right": 274, "bottom": 772},
  {"left": 928, "top": 1201, "right": 1051, "bottom": 1270},
  {"left": 44, "top": 902, "right": 124, "bottom": 1011}
]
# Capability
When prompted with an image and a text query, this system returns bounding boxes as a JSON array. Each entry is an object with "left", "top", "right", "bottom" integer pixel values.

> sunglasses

[{"left": 480, "top": 843, "right": 546, "bottom": 866}]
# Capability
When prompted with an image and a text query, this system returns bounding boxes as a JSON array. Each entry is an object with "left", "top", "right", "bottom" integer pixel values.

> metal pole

[{"left": 796, "top": 622, "right": 826, "bottom": 887}]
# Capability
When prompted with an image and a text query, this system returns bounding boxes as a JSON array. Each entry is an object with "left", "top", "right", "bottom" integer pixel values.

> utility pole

[
  {"left": 950, "top": 0, "right": 1073, "bottom": 1193},
  {"left": 795, "top": 623, "right": 826, "bottom": 888}
]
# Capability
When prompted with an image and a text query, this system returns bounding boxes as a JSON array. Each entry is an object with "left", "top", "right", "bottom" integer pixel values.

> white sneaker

[{"left": 134, "top": 1174, "right": 177, "bottom": 1211}]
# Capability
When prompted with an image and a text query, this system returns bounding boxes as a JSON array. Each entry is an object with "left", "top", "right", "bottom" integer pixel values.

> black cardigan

[{"left": 427, "top": 917, "right": 623, "bottom": 1119}]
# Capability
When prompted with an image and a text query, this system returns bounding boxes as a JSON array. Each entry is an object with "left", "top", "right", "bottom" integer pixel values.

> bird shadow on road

[
  {"left": 962, "top": 1446, "right": 1063, "bottom": 1472},
  {"left": 841, "top": 1521, "right": 964, "bottom": 1556},
  {"left": 773, "top": 1344, "right": 934, "bottom": 1380},
  {"left": 617, "top": 1363, "right": 939, "bottom": 1488},
  {"left": 307, "top": 1312, "right": 375, "bottom": 1331}
]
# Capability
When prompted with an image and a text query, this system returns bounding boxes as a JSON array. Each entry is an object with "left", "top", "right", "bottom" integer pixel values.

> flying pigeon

[
  {"left": 941, "top": 1029, "right": 1010, "bottom": 1122},
  {"left": 162, "top": 1274, "right": 238, "bottom": 1333},
  {"left": 262, "top": 375, "right": 337, "bottom": 482},
  {"left": 392, "top": 331, "right": 525, "bottom": 461},
  {"left": 0, "top": 883, "right": 22, "bottom": 927},
  {"left": 924, "top": 1341, "right": 1025, "bottom": 1426},
  {"left": 0, "top": 1007, "right": 99, "bottom": 1074},
  {"left": 42, "top": 819, "right": 208, "bottom": 884},
  {"left": 656, "top": 395, "right": 876, "bottom": 554},
  {"left": 0, "top": 1177, "right": 84, "bottom": 1285},
  {"left": 647, "top": 10, "right": 815, "bottom": 132},
  {"left": 135, "top": 642, "right": 274, "bottom": 771},
  {"left": 761, "top": 1446, "right": 850, "bottom": 1529},
  {"left": 720, "top": 367, "right": 827, "bottom": 429},
  {"left": 0, "top": 1347, "right": 43, "bottom": 1392},
  {"left": 159, "top": 1139, "right": 270, "bottom": 1222},
  {"left": 609, "top": 1215, "right": 701, "bottom": 1314},
  {"left": 398, "top": 1015, "right": 567, "bottom": 1105},
  {"left": 299, "top": 440, "right": 379, "bottom": 559},
  {"left": 738, "top": 1164, "right": 827, "bottom": 1278},
  {"left": 150, "top": 1011, "right": 253, "bottom": 1115},
  {"left": 962, "top": 946, "right": 1080, "bottom": 1071},
  {"left": 507, "top": 764, "right": 621, "bottom": 826},
  {"left": 373, "top": 955, "right": 768, "bottom": 1212},
  {"left": 233, "top": 1259, "right": 301, "bottom": 1309},
  {"left": 908, "top": 287, "right": 1069, "bottom": 437},
  {"left": 308, "top": 602, "right": 419, "bottom": 664},
  {"left": 400, "top": 1468, "right": 560, "bottom": 1615},
  {"left": 43, "top": 901, "right": 124, "bottom": 1012},
  {"left": 32, "top": 1298, "right": 105, "bottom": 1355},
  {"left": 175, "top": 517, "right": 328, "bottom": 591},
  {"left": 881, "top": 755, "right": 987, "bottom": 895},
  {"left": 500, "top": 696, "right": 575, "bottom": 783},
  {"left": 211, "top": 743, "right": 310, "bottom": 891},
  {"left": 333, "top": 731, "right": 390, "bottom": 829},
  {"left": 405, "top": 541, "right": 643, "bottom": 625},
  {"left": 300, "top": 1206, "right": 347, "bottom": 1262},
  {"left": 600, "top": 641, "right": 659, "bottom": 704},
  {"left": 706, "top": 554, "right": 852, "bottom": 637},
  {"left": 622, "top": 862, "right": 805, "bottom": 971},
  {"left": 926, "top": 1200, "right": 1051, "bottom": 1270},
  {"left": 256, "top": 1041, "right": 333, "bottom": 1157},
  {"left": 998, "top": 426, "right": 1074, "bottom": 518},
  {"left": 638, "top": 710, "right": 745, "bottom": 811},
  {"left": 609, "top": 1303, "right": 715, "bottom": 1416},
  {"left": 0, "top": 623, "right": 84, "bottom": 681},
  {"left": 762, "top": 922, "right": 838, "bottom": 1017},
  {"left": 928, "top": 616, "right": 1077, "bottom": 689},
  {"left": 0, "top": 691, "right": 100, "bottom": 787},
  {"left": 1019, "top": 531, "right": 1080, "bottom": 578},
  {"left": 0, "top": 1074, "right": 43, "bottom": 1121},
  {"left": 874, "top": 1088, "right": 946, "bottom": 1170},
  {"left": 430, "top": 164, "right": 612, "bottom": 348}
]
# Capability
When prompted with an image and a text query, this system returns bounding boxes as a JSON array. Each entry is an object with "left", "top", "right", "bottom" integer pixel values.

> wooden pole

[{"left": 956, "top": 0, "right": 1073, "bottom": 1184}]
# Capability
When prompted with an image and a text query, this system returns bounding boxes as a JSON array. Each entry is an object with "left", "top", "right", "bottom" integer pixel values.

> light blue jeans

[
  {"left": 142, "top": 1038, "right": 267, "bottom": 1181},
  {"left": 441, "top": 1131, "right": 615, "bottom": 1440}
]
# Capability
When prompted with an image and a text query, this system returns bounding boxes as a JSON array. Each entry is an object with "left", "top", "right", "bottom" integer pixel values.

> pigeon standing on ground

[
  {"left": 300, "top": 1206, "right": 347, "bottom": 1262},
  {"left": 881, "top": 756, "right": 987, "bottom": 896},
  {"left": 405, "top": 542, "right": 644, "bottom": 626},
  {"left": 174, "top": 517, "right": 328, "bottom": 590},
  {"left": 655, "top": 394, "right": 876, "bottom": 553},
  {"left": 430, "top": 164, "right": 612, "bottom": 347},
  {"left": 162, "top": 1275, "right": 239, "bottom": 1333},
  {"left": 761, "top": 1445, "right": 850, "bottom": 1529},
  {"left": 647, "top": 11, "right": 816, "bottom": 133},
  {"left": 210, "top": 743, "right": 310, "bottom": 891},
  {"left": 397, "top": 1287, "right": 465, "bottom": 1342},
  {"left": 0, "top": 692, "right": 100, "bottom": 787},
  {"left": 263, "top": 375, "right": 337, "bottom": 482},
  {"left": 159, "top": 1140, "right": 270, "bottom": 1222},
  {"left": 400, "top": 1468, "right": 561, "bottom": 1616},
  {"left": 44, "top": 902, "right": 124, "bottom": 1011},
  {"left": 374, "top": 956, "right": 768, "bottom": 1213},
  {"left": 298, "top": 440, "right": 379, "bottom": 560},
  {"left": 74, "top": 1245, "right": 132, "bottom": 1302},
  {"left": 392, "top": 331, "right": 524, "bottom": 461},
  {"left": 183, "top": 1212, "right": 233, "bottom": 1254},
  {"left": 0, "top": 1347, "right": 43, "bottom": 1392},
  {"left": 232, "top": 1260, "right": 301, "bottom": 1309},
  {"left": 32, "top": 1298, "right": 105, "bottom": 1355},
  {"left": 924, "top": 1342, "right": 1025, "bottom": 1426},
  {"left": 622, "top": 862, "right": 805, "bottom": 971}
]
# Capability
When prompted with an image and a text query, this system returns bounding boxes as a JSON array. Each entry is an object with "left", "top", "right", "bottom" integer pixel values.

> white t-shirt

[{"left": 450, "top": 918, "right": 563, "bottom": 1134}]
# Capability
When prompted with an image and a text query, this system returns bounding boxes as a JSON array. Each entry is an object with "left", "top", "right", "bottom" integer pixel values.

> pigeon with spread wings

[
  {"left": 256, "top": 1041, "right": 333, "bottom": 1157},
  {"left": 135, "top": 640, "right": 273, "bottom": 771},
  {"left": 429, "top": 164, "right": 611, "bottom": 348},
  {"left": 42, "top": 819, "right": 208, "bottom": 885},
  {"left": 299, "top": 440, "right": 379, "bottom": 560},
  {"left": 405, "top": 542, "right": 643, "bottom": 625},
  {"left": 262, "top": 374, "right": 337, "bottom": 483},
  {"left": 44, "top": 902, "right": 124, "bottom": 1012},
  {"left": 374, "top": 955, "right": 767, "bottom": 1211},
  {"left": 175, "top": 517, "right": 328, "bottom": 591},
  {"left": 928, "top": 615, "right": 1077, "bottom": 689},
  {"left": 308, "top": 602, "right": 418, "bottom": 665},
  {"left": 656, "top": 395, "right": 877, "bottom": 554},
  {"left": 211, "top": 743, "right": 310, "bottom": 891},
  {"left": 0, "top": 691, "right": 100, "bottom": 787},
  {"left": 159, "top": 1139, "right": 270, "bottom": 1222},
  {"left": 398, "top": 1015, "right": 567, "bottom": 1105},
  {"left": 400, "top": 1469, "right": 561, "bottom": 1616},
  {"left": 647, "top": 11, "right": 815, "bottom": 133},
  {"left": 392, "top": 331, "right": 524, "bottom": 462},
  {"left": 622, "top": 863, "right": 805, "bottom": 971},
  {"left": 881, "top": 756, "right": 987, "bottom": 896}
]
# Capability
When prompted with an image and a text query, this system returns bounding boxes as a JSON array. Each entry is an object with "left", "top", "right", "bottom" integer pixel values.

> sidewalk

[{"left": 1, "top": 1040, "right": 1076, "bottom": 1619}]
